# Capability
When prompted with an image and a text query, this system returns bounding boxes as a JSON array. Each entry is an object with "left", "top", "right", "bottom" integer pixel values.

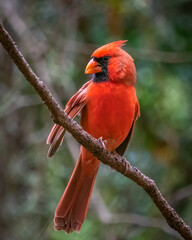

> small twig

[{"left": 0, "top": 22, "right": 191, "bottom": 240}]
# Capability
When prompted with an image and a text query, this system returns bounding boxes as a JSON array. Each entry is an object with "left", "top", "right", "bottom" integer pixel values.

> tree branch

[{"left": 0, "top": 22, "right": 191, "bottom": 240}]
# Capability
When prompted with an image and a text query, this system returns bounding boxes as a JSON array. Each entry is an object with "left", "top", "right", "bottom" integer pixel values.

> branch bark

[{"left": 0, "top": 22, "right": 191, "bottom": 240}]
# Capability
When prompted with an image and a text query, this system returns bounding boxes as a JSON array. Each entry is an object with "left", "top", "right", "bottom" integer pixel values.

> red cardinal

[{"left": 47, "top": 40, "right": 140, "bottom": 233}]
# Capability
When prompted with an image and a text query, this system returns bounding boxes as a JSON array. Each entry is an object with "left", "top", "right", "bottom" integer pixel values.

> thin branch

[{"left": 0, "top": 22, "right": 192, "bottom": 240}]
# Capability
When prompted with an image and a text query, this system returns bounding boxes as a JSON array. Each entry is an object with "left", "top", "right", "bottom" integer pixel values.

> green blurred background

[{"left": 0, "top": 0, "right": 192, "bottom": 239}]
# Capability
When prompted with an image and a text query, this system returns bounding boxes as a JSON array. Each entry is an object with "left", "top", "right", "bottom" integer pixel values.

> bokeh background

[{"left": 0, "top": 0, "right": 192, "bottom": 239}]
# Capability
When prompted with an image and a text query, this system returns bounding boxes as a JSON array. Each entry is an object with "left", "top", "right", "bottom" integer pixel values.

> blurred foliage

[{"left": 0, "top": 0, "right": 192, "bottom": 239}]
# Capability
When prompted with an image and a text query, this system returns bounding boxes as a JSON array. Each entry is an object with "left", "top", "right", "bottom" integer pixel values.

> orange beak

[{"left": 85, "top": 59, "right": 102, "bottom": 74}]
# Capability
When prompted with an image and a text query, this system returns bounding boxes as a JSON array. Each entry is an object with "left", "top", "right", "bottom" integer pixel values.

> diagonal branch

[{"left": 0, "top": 22, "right": 191, "bottom": 240}]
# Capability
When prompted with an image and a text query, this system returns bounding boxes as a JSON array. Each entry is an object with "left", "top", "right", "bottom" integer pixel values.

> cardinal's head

[{"left": 85, "top": 40, "right": 136, "bottom": 86}]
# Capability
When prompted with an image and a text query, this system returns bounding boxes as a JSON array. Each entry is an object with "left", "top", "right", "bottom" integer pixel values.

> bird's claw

[{"left": 98, "top": 137, "right": 107, "bottom": 149}]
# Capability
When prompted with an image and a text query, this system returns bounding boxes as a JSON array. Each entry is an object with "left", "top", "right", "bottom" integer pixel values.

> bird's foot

[{"left": 98, "top": 137, "right": 107, "bottom": 149}]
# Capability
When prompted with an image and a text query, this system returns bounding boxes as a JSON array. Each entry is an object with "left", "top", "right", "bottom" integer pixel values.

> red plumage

[{"left": 47, "top": 41, "right": 140, "bottom": 233}]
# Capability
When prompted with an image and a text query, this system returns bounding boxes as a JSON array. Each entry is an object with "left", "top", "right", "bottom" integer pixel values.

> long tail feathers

[{"left": 54, "top": 156, "right": 99, "bottom": 233}]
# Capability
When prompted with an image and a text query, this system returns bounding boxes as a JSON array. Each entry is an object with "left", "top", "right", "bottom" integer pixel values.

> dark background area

[{"left": 0, "top": 0, "right": 192, "bottom": 239}]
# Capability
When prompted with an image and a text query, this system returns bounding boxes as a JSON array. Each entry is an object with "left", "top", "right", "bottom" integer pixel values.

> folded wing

[
  {"left": 46, "top": 81, "right": 90, "bottom": 158},
  {"left": 115, "top": 100, "right": 140, "bottom": 156}
]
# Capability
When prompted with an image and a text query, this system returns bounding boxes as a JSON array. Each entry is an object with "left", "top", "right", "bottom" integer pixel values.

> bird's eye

[{"left": 103, "top": 56, "right": 109, "bottom": 61}]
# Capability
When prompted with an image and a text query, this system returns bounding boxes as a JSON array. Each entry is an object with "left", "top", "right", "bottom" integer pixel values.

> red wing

[
  {"left": 115, "top": 100, "right": 140, "bottom": 156},
  {"left": 47, "top": 81, "right": 91, "bottom": 158}
]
